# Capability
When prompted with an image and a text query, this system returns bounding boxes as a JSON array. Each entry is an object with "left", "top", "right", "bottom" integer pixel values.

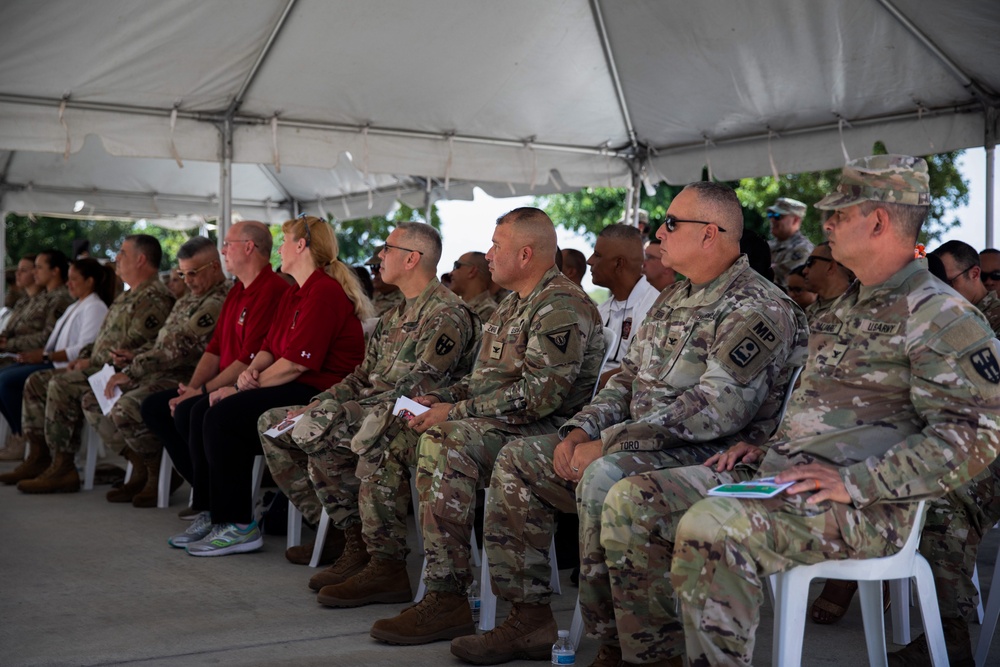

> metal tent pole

[
  {"left": 987, "top": 107, "right": 997, "bottom": 248},
  {"left": 219, "top": 119, "right": 233, "bottom": 255}
]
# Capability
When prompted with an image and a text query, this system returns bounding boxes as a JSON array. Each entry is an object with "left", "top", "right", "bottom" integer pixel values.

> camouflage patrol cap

[
  {"left": 766, "top": 197, "right": 807, "bottom": 218},
  {"left": 815, "top": 154, "right": 931, "bottom": 210},
  {"left": 616, "top": 208, "right": 649, "bottom": 226},
  {"left": 365, "top": 247, "right": 385, "bottom": 266}
]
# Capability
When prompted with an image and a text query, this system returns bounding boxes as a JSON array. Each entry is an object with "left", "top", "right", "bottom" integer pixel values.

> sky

[{"left": 433, "top": 147, "right": 999, "bottom": 294}]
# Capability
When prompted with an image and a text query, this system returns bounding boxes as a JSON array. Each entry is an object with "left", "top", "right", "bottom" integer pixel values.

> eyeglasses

[
  {"left": 453, "top": 260, "right": 471, "bottom": 270},
  {"left": 945, "top": 265, "right": 974, "bottom": 287},
  {"left": 221, "top": 238, "right": 257, "bottom": 249},
  {"left": 175, "top": 261, "right": 218, "bottom": 279},
  {"left": 766, "top": 211, "right": 785, "bottom": 220},
  {"left": 803, "top": 256, "right": 833, "bottom": 270},
  {"left": 662, "top": 215, "right": 727, "bottom": 233},
  {"left": 382, "top": 243, "right": 424, "bottom": 256},
  {"left": 982, "top": 271, "right": 1000, "bottom": 283}
]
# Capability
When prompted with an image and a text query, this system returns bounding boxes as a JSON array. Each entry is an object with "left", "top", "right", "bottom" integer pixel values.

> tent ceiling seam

[
  {"left": 874, "top": 0, "right": 999, "bottom": 106},
  {"left": 589, "top": 0, "right": 637, "bottom": 149},
  {"left": 0, "top": 181, "right": 280, "bottom": 209},
  {"left": 228, "top": 0, "right": 299, "bottom": 117}
]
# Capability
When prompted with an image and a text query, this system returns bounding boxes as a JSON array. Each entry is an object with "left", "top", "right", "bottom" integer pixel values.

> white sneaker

[
  {"left": 185, "top": 521, "right": 263, "bottom": 557},
  {"left": 168, "top": 511, "right": 213, "bottom": 548}
]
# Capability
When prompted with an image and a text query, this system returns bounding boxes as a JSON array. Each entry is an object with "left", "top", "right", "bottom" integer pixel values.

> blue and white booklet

[{"left": 707, "top": 477, "right": 794, "bottom": 499}]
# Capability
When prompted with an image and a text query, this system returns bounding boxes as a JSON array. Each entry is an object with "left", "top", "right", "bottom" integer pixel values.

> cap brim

[{"left": 815, "top": 191, "right": 865, "bottom": 210}]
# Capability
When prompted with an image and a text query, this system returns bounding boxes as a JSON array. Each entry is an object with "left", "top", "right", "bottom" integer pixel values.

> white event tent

[{"left": 0, "top": 0, "right": 998, "bottom": 254}]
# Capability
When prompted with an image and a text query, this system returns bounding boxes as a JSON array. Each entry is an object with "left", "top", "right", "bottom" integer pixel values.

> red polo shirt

[
  {"left": 260, "top": 268, "right": 365, "bottom": 391},
  {"left": 206, "top": 266, "right": 291, "bottom": 369}
]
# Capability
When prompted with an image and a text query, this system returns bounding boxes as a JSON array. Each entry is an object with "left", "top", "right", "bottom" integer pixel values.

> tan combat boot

[
  {"left": 887, "top": 616, "right": 974, "bottom": 666},
  {"left": 308, "top": 523, "right": 370, "bottom": 591},
  {"left": 589, "top": 643, "right": 624, "bottom": 667},
  {"left": 0, "top": 433, "right": 26, "bottom": 461},
  {"left": 370, "top": 590, "right": 475, "bottom": 645},
  {"left": 286, "top": 525, "right": 345, "bottom": 565},
  {"left": 130, "top": 451, "right": 163, "bottom": 508},
  {"left": 0, "top": 438, "right": 50, "bottom": 485},
  {"left": 450, "top": 602, "right": 557, "bottom": 663},
  {"left": 316, "top": 557, "right": 412, "bottom": 608},
  {"left": 106, "top": 448, "right": 147, "bottom": 503},
  {"left": 17, "top": 452, "right": 80, "bottom": 493}
]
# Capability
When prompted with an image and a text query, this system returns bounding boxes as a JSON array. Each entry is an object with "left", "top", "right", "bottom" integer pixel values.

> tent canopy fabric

[{"left": 0, "top": 0, "right": 997, "bottom": 225}]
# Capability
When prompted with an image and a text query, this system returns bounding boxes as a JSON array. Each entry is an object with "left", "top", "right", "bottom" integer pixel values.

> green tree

[{"left": 537, "top": 151, "right": 969, "bottom": 246}]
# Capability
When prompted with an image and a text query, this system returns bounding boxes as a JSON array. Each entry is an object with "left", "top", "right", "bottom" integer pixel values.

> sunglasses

[
  {"left": 766, "top": 211, "right": 784, "bottom": 219},
  {"left": 296, "top": 212, "right": 312, "bottom": 247},
  {"left": 175, "top": 261, "right": 217, "bottom": 279},
  {"left": 982, "top": 271, "right": 1000, "bottom": 282},
  {"left": 803, "top": 256, "right": 833, "bottom": 270},
  {"left": 453, "top": 260, "right": 471, "bottom": 270},
  {"left": 663, "top": 215, "right": 727, "bottom": 233}
]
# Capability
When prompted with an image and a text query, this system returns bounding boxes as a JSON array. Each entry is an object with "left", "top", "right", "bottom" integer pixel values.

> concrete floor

[{"left": 2, "top": 457, "right": 999, "bottom": 667}]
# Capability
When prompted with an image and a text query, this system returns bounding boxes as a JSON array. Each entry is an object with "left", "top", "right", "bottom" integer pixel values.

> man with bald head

[
  {"left": 449, "top": 250, "right": 497, "bottom": 321},
  {"left": 317, "top": 207, "right": 605, "bottom": 648},
  {"left": 451, "top": 182, "right": 808, "bottom": 665},
  {"left": 139, "top": 220, "right": 290, "bottom": 516},
  {"left": 801, "top": 242, "right": 854, "bottom": 325},
  {"left": 560, "top": 248, "right": 587, "bottom": 287},
  {"left": 588, "top": 224, "right": 660, "bottom": 387}
]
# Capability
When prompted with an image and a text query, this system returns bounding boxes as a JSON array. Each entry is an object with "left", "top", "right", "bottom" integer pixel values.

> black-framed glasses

[
  {"left": 382, "top": 243, "right": 424, "bottom": 256},
  {"left": 175, "top": 261, "right": 218, "bottom": 279},
  {"left": 946, "top": 265, "right": 974, "bottom": 286},
  {"left": 221, "top": 238, "right": 257, "bottom": 249},
  {"left": 663, "top": 214, "right": 727, "bottom": 233},
  {"left": 803, "top": 255, "right": 834, "bottom": 270},
  {"left": 453, "top": 260, "right": 471, "bottom": 270},
  {"left": 983, "top": 271, "right": 1000, "bottom": 282}
]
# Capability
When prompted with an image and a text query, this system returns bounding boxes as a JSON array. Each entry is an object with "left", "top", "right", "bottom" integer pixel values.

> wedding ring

[
  {"left": 814, "top": 479, "right": 821, "bottom": 490},
  {"left": 572, "top": 466, "right": 580, "bottom": 472}
]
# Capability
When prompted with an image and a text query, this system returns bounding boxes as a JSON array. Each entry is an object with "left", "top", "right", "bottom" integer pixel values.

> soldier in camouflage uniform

[
  {"left": 448, "top": 251, "right": 498, "bottom": 322},
  {"left": 591, "top": 155, "right": 1000, "bottom": 667},
  {"left": 450, "top": 182, "right": 808, "bottom": 666},
  {"left": 367, "top": 248, "right": 406, "bottom": 316},
  {"left": 257, "top": 222, "right": 478, "bottom": 570},
  {"left": 801, "top": 242, "right": 854, "bottom": 328},
  {"left": 6, "top": 235, "right": 175, "bottom": 494},
  {"left": 0, "top": 251, "right": 74, "bottom": 363},
  {"left": 767, "top": 197, "right": 814, "bottom": 291},
  {"left": 80, "top": 237, "right": 229, "bottom": 507},
  {"left": 316, "top": 207, "right": 604, "bottom": 649},
  {"left": 930, "top": 239, "right": 1000, "bottom": 334}
]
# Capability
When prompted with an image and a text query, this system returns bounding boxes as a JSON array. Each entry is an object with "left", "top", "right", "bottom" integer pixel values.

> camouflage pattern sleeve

[
  {"left": 842, "top": 309, "right": 1000, "bottom": 507},
  {"left": 316, "top": 318, "right": 384, "bottom": 405},
  {"left": 561, "top": 335, "right": 638, "bottom": 440},
  {"left": 90, "top": 279, "right": 175, "bottom": 368},
  {"left": 124, "top": 281, "right": 229, "bottom": 380},
  {"left": 4, "top": 286, "right": 74, "bottom": 352},
  {"left": 450, "top": 298, "right": 590, "bottom": 424}
]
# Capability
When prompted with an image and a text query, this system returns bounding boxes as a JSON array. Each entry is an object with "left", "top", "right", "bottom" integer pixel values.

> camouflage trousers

[
  {"left": 418, "top": 418, "right": 550, "bottom": 595},
  {"left": 22, "top": 368, "right": 94, "bottom": 455},
  {"left": 257, "top": 405, "right": 362, "bottom": 528},
  {"left": 919, "top": 459, "right": 1000, "bottom": 621},
  {"left": 486, "top": 422, "right": 717, "bottom": 610},
  {"left": 81, "top": 379, "right": 178, "bottom": 457},
  {"left": 668, "top": 467, "right": 911, "bottom": 667}
]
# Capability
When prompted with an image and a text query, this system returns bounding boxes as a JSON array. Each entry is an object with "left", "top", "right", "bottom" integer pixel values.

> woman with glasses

[
  {"left": 169, "top": 216, "right": 373, "bottom": 557},
  {"left": 0, "top": 257, "right": 113, "bottom": 462}
]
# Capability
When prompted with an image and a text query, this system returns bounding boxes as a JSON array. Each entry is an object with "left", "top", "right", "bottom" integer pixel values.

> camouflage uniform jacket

[
  {"left": 976, "top": 290, "right": 1000, "bottom": 335},
  {"left": 562, "top": 255, "right": 808, "bottom": 454},
  {"left": 770, "top": 231, "right": 814, "bottom": 289},
  {"left": 431, "top": 266, "right": 604, "bottom": 429},
  {"left": 122, "top": 278, "right": 231, "bottom": 382},
  {"left": 759, "top": 260, "right": 1000, "bottom": 549},
  {"left": 313, "top": 279, "right": 479, "bottom": 415},
  {"left": 805, "top": 295, "right": 839, "bottom": 330},
  {"left": 465, "top": 290, "right": 498, "bottom": 323},
  {"left": 81, "top": 277, "right": 176, "bottom": 372},
  {"left": 2, "top": 285, "right": 73, "bottom": 352},
  {"left": 372, "top": 289, "right": 405, "bottom": 317}
]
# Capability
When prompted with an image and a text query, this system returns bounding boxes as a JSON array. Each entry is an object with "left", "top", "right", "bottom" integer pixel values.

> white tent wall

[{"left": 0, "top": 0, "right": 997, "bottom": 244}]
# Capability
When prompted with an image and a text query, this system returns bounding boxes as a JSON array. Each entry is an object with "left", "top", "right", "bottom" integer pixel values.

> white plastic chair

[
  {"left": 251, "top": 454, "right": 302, "bottom": 550},
  {"left": 156, "top": 448, "right": 175, "bottom": 508},
  {"left": 974, "top": 523, "right": 1000, "bottom": 667},
  {"left": 81, "top": 423, "right": 104, "bottom": 490},
  {"left": 770, "top": 500, "right": 947, "bottom": 667}
]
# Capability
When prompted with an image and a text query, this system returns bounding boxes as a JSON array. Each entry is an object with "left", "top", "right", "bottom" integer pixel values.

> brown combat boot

[
  {"left": 131, "top": 451, "right": 168, "bottom": 508},
  {"left": 0, "top": 438, "right": 50, "bottom": 485},
  {"left": 451, "top": 602, "right": 557, "bottom": 663},
  {"left": 286, "top": 525, "right": 345, "bottom": 565},
  {"left": 589, "top": 643, "right": 623, "bottom": 667},
  {"left": 0, "top": 433, "right": 26, "bottom": 461},
  {"left": 106, "top": 448, "right": 147, "bottom": 503},
  {"left": 17, "top": 452, "right": 80, "bottom": 493},
  {"left": 371, "top": 590, "right": 475, "bottom": 645},
  {"left": 316, "top": 557, "right": 413, "bottom": 608},
  {"left": 887, "top": 616, "right": 974, "bottom": 666},
  {"left": 308, "top": 523, "right": 370, "bottom": 591}
]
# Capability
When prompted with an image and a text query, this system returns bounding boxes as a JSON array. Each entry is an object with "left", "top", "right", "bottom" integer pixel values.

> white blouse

[{"left": 44, "top": 292, "right": 109, "bottom": 368}]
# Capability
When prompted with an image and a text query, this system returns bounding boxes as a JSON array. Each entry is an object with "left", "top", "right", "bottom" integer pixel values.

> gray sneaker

[
  {"left": 168, "top": 511, "right": 213, "bottom": 548},
  {"left": 186, "top": 521, "right": 263, "bottom": 557}
]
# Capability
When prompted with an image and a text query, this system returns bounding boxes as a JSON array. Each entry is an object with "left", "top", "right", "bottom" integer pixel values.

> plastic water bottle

[
  {"left": 468, "top": 580, "right": 481, "bottom": 624},
  {"left": 551, "top": 629, "right": 575, "bottom": 665}
]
